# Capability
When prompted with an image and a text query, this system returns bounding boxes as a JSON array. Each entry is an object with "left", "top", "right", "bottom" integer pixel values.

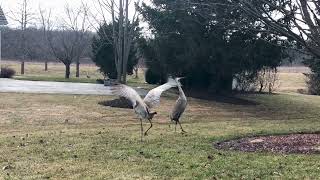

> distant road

[{"left": 0, "top": 79, "right": 147, "bottom": 96}]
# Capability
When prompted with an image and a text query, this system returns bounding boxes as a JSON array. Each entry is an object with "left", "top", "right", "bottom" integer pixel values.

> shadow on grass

[
  {"left": 225, "top": 93, "right": 320, "bottom": 121},
  {"left": 98, "top": 97, "right": 133, "bottom": 109},
  {"left": 185, "top": 89, "right": 320, "bottom": 122},
  {"left": 185, "top": 89, "right": 259, "bottom": 106}
]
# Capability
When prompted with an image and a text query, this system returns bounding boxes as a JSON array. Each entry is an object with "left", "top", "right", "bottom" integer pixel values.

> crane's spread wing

[
  {"left": 143, "top": 78, "right": 178, "bottom": 109},
  {"left": 110, "top": 84, "right": 143, "bottom": 108}
]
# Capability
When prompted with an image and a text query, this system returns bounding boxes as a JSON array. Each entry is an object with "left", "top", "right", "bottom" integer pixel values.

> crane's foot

[
  {"left": 144, "top": 132, "right": 148, "bottom": 136},
  {"left": 178, "top": 121, "right": 186, "bottom": 134}
]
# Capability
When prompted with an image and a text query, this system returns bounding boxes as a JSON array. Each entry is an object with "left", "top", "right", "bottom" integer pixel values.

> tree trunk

[
  {"left": 45, "top": 61, "right": 48, "bottom": 71},
  {"left": 134, "top": 67, "right": 139, "bottom": 79},
  {"left": 259, "top": 83, "right": 264, "bottom": 93},
  {"left": 76, "top": 61, "right": 80, "bottom": 78},
  {"left": 117, "top": 0, "right": 124, "bottom": 83},
  {"left": 121, "top": 0, "right": 130, "bottom": 84},
  {"left": 21, "top": 61, "right": 25, "bottom": 75},
  {"left": 268, "top": 83, "right": 272, "bottom": 94},
  {"left": 65, "top": 64, "right": 71, "bottom": 79}
]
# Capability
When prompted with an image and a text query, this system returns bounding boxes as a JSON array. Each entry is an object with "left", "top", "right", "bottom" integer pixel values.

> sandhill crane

[
  {"left": 110, "top": 78, "right": 178, "bottom": 141},
  {"left": 170, "top": 78, "right": 187, "bottom": 133}
]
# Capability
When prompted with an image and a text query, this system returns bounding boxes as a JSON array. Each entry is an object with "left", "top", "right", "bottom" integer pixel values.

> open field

[
  {"left": 1, "top": 92, "right": 320, "bottom": 178},
  {"left": 2, "top": 60, "right": 103, "bottom": 83},
  {"left": 278, "top": 66, "right": 309, "bottom": 93}
]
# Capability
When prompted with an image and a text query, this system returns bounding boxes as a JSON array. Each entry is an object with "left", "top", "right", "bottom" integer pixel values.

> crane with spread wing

[{"left": 110, "top": 78, "right": 178, "bottom": 141}]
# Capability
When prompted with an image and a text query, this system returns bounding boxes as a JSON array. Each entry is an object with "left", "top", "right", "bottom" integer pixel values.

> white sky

[{"left": 0, "top": 0, "right": 150, "bottom": 30}]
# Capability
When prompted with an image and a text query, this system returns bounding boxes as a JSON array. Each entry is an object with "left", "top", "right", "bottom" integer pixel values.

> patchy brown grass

[{"left": 1, "top": 92, "right": 320, "bottom": 178}]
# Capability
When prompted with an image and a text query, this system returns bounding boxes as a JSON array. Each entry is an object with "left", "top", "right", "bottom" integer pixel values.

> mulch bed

[
  {"left": 99, "top": 97, "right": 133, "bottom": 109},
  {"left": 215, "top": 133, "right": 320, "bottom": 154}
]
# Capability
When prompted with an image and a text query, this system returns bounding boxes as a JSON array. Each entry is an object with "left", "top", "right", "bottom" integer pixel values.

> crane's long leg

[
  {"left": 144, "top": 119, "right": 153, "bottom": 136},
  {"left": 140, "top": 119, "right": 143, "bottom": 142},
  {"left": 178, "top": 121, "right": 186, "bottom": 133},
  {"left": 175, "top": 121, "right": 177, "bottom": 133}
]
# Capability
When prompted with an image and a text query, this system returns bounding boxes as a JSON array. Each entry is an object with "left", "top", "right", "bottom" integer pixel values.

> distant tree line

[
  {"left": 1, "top": 27, "right": 92, "bottom": 62},
  {"left": 1, "top": 27, "right": 50, "bottom": 61}
]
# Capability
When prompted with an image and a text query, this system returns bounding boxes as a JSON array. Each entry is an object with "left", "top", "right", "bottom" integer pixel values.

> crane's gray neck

[{"left": 177, "top": 84, "right": 186, "bottom": 98}]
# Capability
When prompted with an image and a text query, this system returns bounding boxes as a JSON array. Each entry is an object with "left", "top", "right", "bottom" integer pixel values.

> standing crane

[
  {"left": 110, "top": 78, "right": 178, "bottom": 141},
  {"left": 170, "top": 78, "right": 188, "bottom": 133}
]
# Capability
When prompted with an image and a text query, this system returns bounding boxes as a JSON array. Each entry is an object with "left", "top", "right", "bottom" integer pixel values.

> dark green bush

[
  {"left": 145, "top": 69, "right": 167, "bottom": 85},
  {"left": 0, "top": 67, "right": 16, "bottom": 78},
  {"left": 138, "top": 1, "right": 283, "bottom": 92},
  {"left": 92, "top": 22, "right": 139, "bottom": 79}
]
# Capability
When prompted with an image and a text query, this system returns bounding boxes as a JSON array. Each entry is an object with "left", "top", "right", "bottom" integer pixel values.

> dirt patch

[
  {"left": 99, "top": 97, "right": 132, "bottom": 109},
  {"left": 215, "top": 133, "right": 320, "bottom": 154}
]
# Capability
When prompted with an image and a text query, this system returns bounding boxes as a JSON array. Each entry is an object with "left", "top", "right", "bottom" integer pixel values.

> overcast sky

[{"left": 0, "top": 0, "right": 149, "bottom": 29}]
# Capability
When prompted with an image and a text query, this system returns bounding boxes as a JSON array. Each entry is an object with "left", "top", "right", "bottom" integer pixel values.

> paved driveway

[{"left": 0, "top": 78, "right": 147, "bottom": 96}]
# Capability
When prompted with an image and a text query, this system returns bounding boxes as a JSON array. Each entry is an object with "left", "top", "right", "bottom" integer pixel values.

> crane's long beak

[
  {"left": 174, "top": 77, "right": 185, "bottom": 87},
  {"left": 176, "top": 77, "right": 186, "bottom": 81}
]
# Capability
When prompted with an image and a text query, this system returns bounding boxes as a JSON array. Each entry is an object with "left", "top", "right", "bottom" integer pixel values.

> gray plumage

[
  {"left": 170, "top": 78, "right": 188, "bottom": 133},
  {"left": 110, "top": 78, "right": 178, "bottom": 141}
]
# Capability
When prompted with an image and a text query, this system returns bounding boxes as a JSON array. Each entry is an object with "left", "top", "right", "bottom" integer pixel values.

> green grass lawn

[{"left": 1, "top": 92, "right": 320, "bottom": 179}]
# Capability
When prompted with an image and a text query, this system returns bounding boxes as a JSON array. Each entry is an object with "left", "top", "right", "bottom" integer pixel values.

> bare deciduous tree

[
  {"left": 234, "top": 0, "right": 320, "bottom": 58},
  {"left": 8, "top": 0, "right": 35, "bottom": 75},
  {"left": 39, "top": 4, "right": 91, "bottom": 79}
]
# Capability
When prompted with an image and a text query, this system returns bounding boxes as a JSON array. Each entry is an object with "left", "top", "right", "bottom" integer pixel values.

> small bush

[
  {"left": 256, "top": 68, "right": 280, "bottom": 93},
  {"left": 233, "top": 68, "right": 279, "bottom": 93},
  {"left": 0, "top": 67, "right": 16, "bottom": 78},
  {"left": 233, "top": 72, "right": 257, "bottom": 92}
]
